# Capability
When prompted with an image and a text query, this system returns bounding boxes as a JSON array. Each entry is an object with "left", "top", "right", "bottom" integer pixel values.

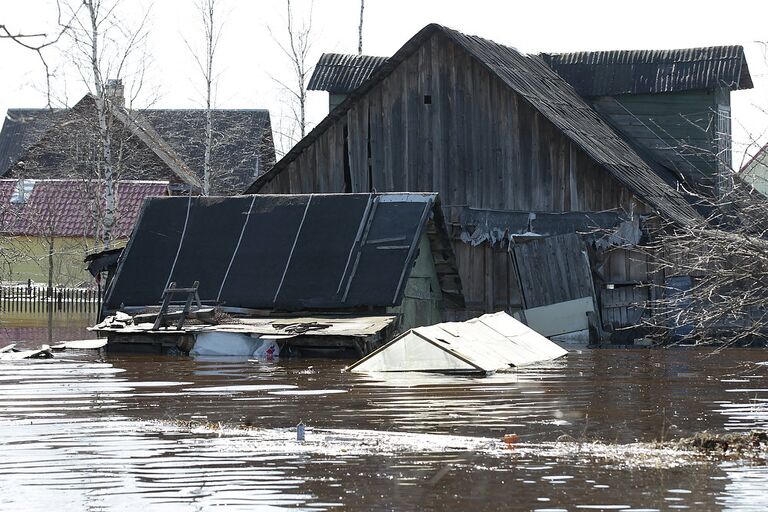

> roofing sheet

[
  {"left": 141, "top": 109, "right": 273, "bottom": 192},
  {"left": 104, "top": 193, "right": 438, "bottom": 311},
  {"left": 308, "top": 53, "right": 388, "bottom": 94},
  {"left": 543, "top": 46, "right": 753, "bottom": 96}
]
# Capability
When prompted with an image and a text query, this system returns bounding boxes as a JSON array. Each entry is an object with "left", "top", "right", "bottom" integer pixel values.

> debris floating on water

[{"left": 0, "top": 344, "right": 53, "bottom": 360}]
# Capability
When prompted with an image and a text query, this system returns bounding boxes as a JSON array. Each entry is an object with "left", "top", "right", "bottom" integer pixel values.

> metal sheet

[{"left": 523, "top": 297, "right": 595, "bottom": 337}]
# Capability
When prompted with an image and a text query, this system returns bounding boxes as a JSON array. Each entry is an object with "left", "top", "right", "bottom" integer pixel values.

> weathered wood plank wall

[
  {"left": 512, "top": 234, "right": 595, "bottom": 309},
  {"left": 261, "top": 32, "right": 643, "bottom": 217},
  {"left": 592, "top": 90, "right": 721, "bottom": 191},
  {"left": 451, "top": 242, "right": 524, "bottom": 320},
  {"left": 258, "top": 32, "right": 661, "bottom": 332}
]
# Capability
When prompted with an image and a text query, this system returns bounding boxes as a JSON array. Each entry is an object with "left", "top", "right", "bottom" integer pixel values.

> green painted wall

[
  {"left": 593, "top": 89, "right": 725, "bottom": 192},
  {"left": 388, "top": 235, "right": 443, "bottom": 331},
  {"left": 0, "top": 236, "right": 112, "bottom": 286}
]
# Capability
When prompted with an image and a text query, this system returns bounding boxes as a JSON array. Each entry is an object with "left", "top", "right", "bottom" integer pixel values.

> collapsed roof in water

[
  {"left": 347, "top": 311, "right": 568, "bottom": 375},
  {"left": 104, "top": 192, "right": 463, "bottom": 312}
]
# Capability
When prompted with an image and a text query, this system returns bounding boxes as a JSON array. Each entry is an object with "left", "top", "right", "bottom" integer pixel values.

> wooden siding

[
  {"left": 512, "top": 234, "right": 595, "bottom": 309},
  {"left": 596, "top": 247, "right": 654, "bottom": 336},
  {"left": 261, "top": 32, "right": 640, "bottom": 216},
  {"left": 451, "top": 241, "right": 524, "bottom": 320}
]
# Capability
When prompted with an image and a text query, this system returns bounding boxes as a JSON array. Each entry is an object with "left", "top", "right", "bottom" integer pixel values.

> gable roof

[
  {"left": 308, "top": 53, "right": 389, "bottom": 94},
  {"left": 739, "top": 143, "right": 768, "bottom": 196},
  {"left": 0, "top": 179, "right": 169, "bottom": 238},
  {"left": 141, "top": 109, "right": 273, "bottom": 192},
  {"left": 247, "top": 24, "right": 703, "bottom": 226},
  {"left": 0, "top": 100, "right": 274, "bottom": 192},
  {"left": 104, "top": 192, "right": 462, "bottom": 311},
  {"left": 542, "top": 46, "right": 753, "bottom": 97}
]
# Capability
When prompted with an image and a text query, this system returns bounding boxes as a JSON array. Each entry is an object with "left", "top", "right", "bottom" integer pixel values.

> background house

[
  {"left": 0, "top": 179, "right": 169, "bottom": 286},
  {"left": 246, "top": 24, "right": 752, "bottom": 341},
  {"left": 739, "top": 144, "right": 768, "bottom": 196},
  {"left": 0, "top": 82, "right": 276, "bottom": 195}
]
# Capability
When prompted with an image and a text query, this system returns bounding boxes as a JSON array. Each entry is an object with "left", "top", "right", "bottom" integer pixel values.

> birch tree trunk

[
  {"left": 86, "top": 0, "right": 116, "bottom": 248},
  {"left": 202, "top": 0, "right": 215, "bottom": 196},
  {"left": 358, "top": 0, "right": 364, "bottom": 55}
]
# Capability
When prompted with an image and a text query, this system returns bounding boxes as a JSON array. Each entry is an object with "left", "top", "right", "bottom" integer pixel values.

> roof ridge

[{"left": 250, "top": 23, "right": 703, "bottom": 225}]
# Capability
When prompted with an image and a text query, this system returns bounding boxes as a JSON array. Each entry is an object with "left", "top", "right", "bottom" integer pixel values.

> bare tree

[
  {"left": 640, "top": 185, "right": 768, "bottom": 345},
  {"left": 62, "top": 0, "right": 151, "bottom": 247},
  {"left": 0, "top": 1, "right": 74, "bottom": 107},
  {"left": 358, "top": 0, "right": 364, "bottom": 55},
  {"left": 270, "top": 0, "right": 315, "bottom": 146},
  {"left": 185, "top": 0, "right": 222, "bottom": 196}
]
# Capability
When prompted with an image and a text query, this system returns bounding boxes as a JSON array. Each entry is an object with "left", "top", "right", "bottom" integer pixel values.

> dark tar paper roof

[{"left": 105, "top": 192, "right": 439, "bottom": 311}]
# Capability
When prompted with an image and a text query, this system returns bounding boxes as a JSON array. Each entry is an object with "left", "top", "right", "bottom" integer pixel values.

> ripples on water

[{"left": 0, "top": 345, "right": 767, "bottom": 511}]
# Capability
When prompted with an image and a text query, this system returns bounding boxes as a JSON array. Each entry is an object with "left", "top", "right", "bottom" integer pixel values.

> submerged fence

[{"left": 0, "top": 286, "right": 100, "bottom": 314}]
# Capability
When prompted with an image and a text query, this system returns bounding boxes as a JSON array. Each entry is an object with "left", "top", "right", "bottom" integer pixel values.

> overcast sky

[{"left": 1, "top": 0, "right": 767, "bottom": 164}]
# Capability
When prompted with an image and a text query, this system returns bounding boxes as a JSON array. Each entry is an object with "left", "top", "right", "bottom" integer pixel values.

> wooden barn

[{"left": 246, "top": 24, "right": 752, "bottom": 342}]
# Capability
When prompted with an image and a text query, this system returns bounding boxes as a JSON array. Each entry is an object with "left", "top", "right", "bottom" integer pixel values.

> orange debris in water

[{"left": 503, "top": 433, "right": 519, "bottom": 445}]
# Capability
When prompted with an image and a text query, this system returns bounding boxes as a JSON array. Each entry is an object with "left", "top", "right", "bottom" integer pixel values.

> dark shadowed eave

[
  {"left": 246, "top": 24, "right": 703, "bottom": 227},
  {"left": 542, "top": 46, "right": 753, "bottom": 97},
  {"left": 308, "top": 53, "right": 388, "bottom": 94}
]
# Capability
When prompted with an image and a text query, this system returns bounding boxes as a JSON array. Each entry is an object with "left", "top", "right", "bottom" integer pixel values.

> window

[
  {"left": 10, "top": 179, "right": 36, "bottom": 204},
  {"left": 715, "top": 104, "right": 732, "bottom": 196}
]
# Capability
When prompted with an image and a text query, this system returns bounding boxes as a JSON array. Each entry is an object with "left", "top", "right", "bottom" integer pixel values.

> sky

[{"left": 1, "top": 0, "right": 767, "bottom": 164}]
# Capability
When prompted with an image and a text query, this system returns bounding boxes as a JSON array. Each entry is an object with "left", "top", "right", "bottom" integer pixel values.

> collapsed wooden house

[
  {"left": 95, "top": 192, "right": 463, "bottom": 355},
  {"left": 245, "top": 24, "right": 753, "bottom": 342}
]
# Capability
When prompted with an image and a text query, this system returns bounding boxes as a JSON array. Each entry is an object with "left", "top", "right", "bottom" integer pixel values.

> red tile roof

[{"left": 0, "top": 179, "right": 169, "bottom": 239}]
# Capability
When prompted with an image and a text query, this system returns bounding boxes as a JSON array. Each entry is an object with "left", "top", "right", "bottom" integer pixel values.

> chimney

[{"left": 105, "top": 78, "right": 125, "bottom": 107}]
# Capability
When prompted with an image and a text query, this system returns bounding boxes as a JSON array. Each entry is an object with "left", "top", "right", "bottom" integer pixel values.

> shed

[
  {"left": 98, "top": 192, "right": 464, "bottom": 355},
  {"left": 347, "top": 312, "right": 567, "bottom": 375}
]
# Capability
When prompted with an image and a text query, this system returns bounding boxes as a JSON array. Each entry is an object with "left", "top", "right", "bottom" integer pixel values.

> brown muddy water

[{"left": 1, "top": 321, "right": 768, "bottom": 510}]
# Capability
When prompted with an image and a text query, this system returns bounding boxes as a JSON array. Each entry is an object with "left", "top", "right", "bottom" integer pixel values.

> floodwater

[{"left": 1, "top": 323, "right": 768, "bottom": 510}]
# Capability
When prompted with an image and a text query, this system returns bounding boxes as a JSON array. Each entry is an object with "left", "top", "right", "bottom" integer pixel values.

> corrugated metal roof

[
  {"left": 308, "top": 53, "right": 388, "bottom": 94},
  {"left": 542, "top": 46, "right": 753, "bottom": 96},
  {"left": 0, "top": 179, "right": 169, "bottom": 238},
  {"left": 249, "top": 24, "right": 703, "bottom": 226}
]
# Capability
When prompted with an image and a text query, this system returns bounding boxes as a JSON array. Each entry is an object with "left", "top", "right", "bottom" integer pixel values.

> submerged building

[
  {"left": 99, "top": 192, "right": 463, "bottom": 355},
  {"left": 245, "top": 24, "right": 753, "bottom": 342}
]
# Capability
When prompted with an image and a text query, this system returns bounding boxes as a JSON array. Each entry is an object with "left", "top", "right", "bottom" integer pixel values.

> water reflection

[{"left": 0, "top": 348, "right": 767, "bottom": 510}]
